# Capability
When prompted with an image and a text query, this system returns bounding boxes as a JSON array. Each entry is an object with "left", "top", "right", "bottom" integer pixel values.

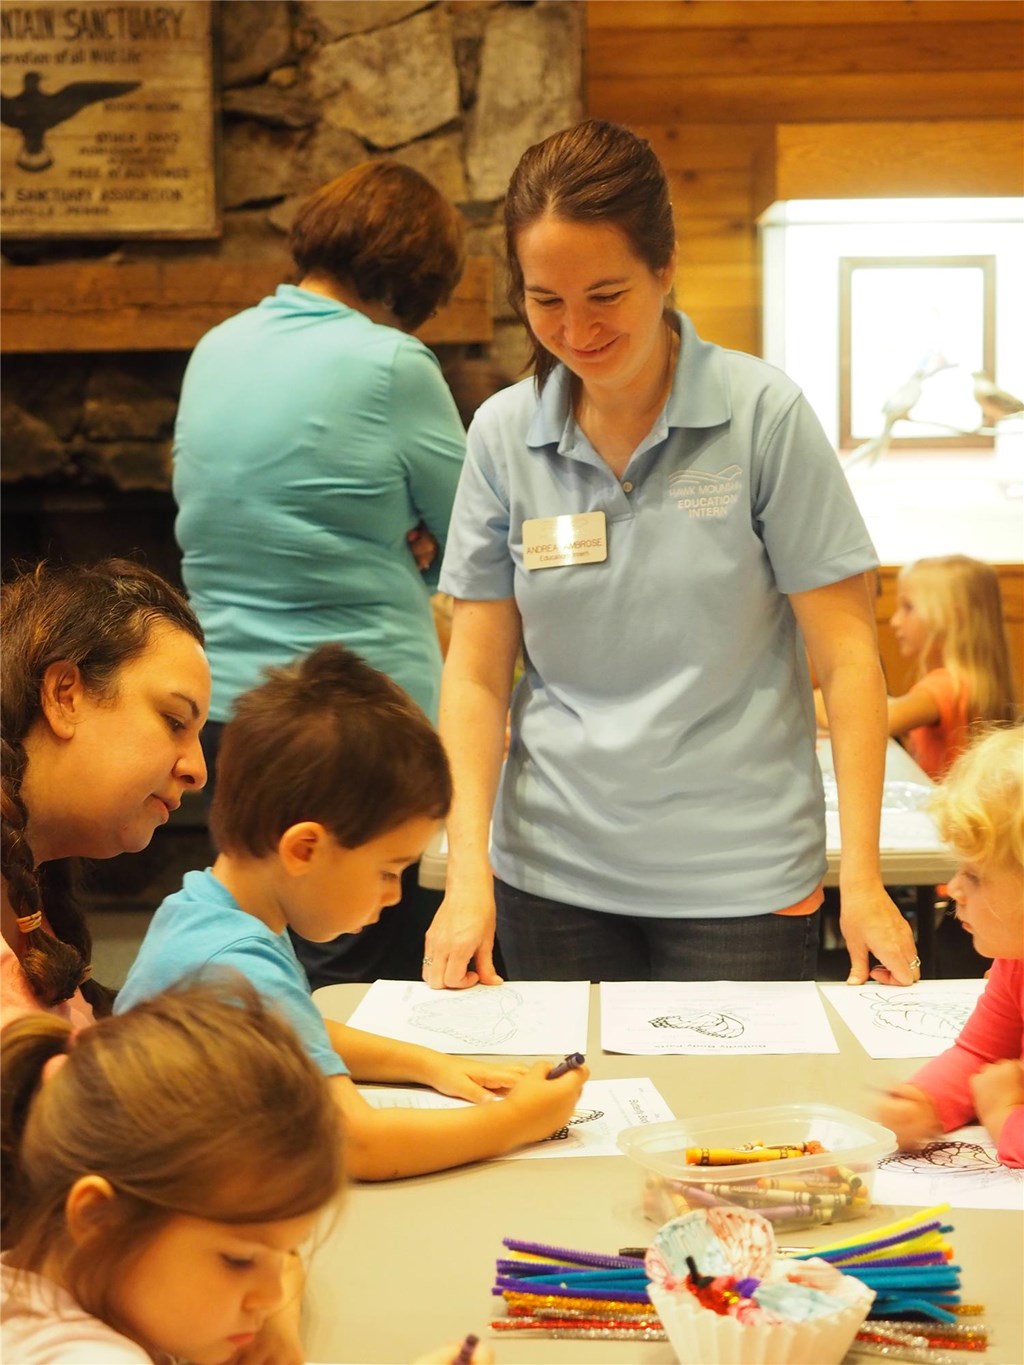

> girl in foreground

[
  {"left": 1, "top": 977, "right": 493, "bottom": 1363},
  {"left": 877, "top": 726, "right": 1024, "bottom": 1166}
]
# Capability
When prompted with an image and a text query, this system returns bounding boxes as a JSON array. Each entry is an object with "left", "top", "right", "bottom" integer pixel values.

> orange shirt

[{"left": 905, "top": 667, "right": 970, "bottom": 780}]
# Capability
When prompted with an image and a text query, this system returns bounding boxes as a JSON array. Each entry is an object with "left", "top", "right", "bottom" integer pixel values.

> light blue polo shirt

[
  {"left": 439, "top": 313, "right": 878, "bottom": 918},
  {"left": 115, "top": 869, "right": 348, "bottom": 1078}
]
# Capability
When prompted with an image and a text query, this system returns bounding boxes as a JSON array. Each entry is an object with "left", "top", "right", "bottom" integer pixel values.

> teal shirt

[
  {"left": 115, "top": 869, "right": 347, "bottom": 1079},
  {"left": 173, "top": 285, "right": 465, "bottom": 721}
]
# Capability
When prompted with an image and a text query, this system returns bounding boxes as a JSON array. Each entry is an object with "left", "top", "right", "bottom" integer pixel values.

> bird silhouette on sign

[
  {"left": 843, "top": 353, "right": 953, "bottom": 471},
  {"left": 972, "top": 372, "right": 1024, "bottom": 427},
  {"left": 1, "top": 70, "right": 141, "bottom": 172}
]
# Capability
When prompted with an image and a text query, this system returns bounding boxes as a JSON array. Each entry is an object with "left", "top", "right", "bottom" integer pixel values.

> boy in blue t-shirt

[{"left": 117, "top": 644, "right": 586, "bottom": 1180}]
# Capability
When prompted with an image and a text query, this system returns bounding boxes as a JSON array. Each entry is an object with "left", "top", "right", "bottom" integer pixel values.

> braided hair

[{"left": 1, "top": 560, "right": 203, "bottom": 1015}]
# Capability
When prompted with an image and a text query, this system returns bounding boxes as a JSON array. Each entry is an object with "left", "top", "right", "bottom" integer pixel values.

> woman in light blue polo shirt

[
  {"left": 173, "top": 162, "right": 466, "bottom": 985},
  {"left": 422, "top": 120, "right": 921, "bottom": 990}
]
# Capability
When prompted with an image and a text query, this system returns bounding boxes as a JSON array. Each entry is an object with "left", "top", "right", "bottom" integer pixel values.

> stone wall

[{"left": 2, "top": 0, "right": 583, "bottom": 499}]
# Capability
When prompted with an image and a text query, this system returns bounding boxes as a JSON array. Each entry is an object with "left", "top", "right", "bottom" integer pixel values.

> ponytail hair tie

[
  {"left": 79, "top": 963, "right": 93, "bottom": 983},
  {"left": 16, "top": 911, "right": 43, "bottom": 934},
  {"left": 42, "top": 1053, "right": 69, "bottom": 1085}
]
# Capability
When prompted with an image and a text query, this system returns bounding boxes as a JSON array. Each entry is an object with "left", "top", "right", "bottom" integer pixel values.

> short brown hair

[
  {"left": 211, "top": 643, "right": 452, "bottom": 856},
  {"left": 1, "top": 558, "right": 204, "bottom": 1014},
  {"left": 290, "top": 160, "right": 465, "bottom": 330},
  {"left": 2, "top": 975, "right": 343, "bottom": 1349},
  {"left": 505, "top": 119, "right": 677, "bottom": 388}
]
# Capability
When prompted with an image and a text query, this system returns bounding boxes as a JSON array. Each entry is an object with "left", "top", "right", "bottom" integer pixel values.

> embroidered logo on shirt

[{"left": 668, "top": 464, "right": 742, "bottom": 520}]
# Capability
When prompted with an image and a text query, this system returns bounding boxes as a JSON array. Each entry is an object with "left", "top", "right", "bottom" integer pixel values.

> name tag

[{"left": 522, "top": 511, "right": 608, "bottom": 571}]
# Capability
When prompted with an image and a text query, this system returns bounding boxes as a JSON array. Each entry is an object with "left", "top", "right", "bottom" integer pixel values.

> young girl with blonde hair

[
  {"left": 877, "top": 725, "right": 1024, "bottom": 1166},
  {"left": 887, "top": 555, "right": 1016, "bottom": 778}
]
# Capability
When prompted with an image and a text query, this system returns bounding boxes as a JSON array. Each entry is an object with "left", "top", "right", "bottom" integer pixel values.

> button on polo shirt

[{"left": 440, "top": 312, "right": 878, "bottom": 919}]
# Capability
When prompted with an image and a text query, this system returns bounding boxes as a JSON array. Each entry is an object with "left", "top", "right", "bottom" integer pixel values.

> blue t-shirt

[
  {"left": 115, "top": 869, "right": 347, "bottom": 1078},
  {"left": 440, "top": 313, "right": 879, "bottom": 918},
  {"left": 173, "top": 285, "right": 465, "bottom": 722}
]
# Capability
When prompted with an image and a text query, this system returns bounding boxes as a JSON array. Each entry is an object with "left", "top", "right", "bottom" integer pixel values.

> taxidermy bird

[
  {"left": 972, "top": 372, "right": 1024, "bottom": 427},
  {"left": 0, "top": 71, "right": 141, "bottom": 172},
  {"left": 843, "top": 353, "right": 953, "bottom": 471}
]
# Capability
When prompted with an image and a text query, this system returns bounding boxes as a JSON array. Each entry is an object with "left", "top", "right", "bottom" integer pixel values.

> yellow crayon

[{"left": 686, "top": 1147, "right": 805, "bottom": 1165}]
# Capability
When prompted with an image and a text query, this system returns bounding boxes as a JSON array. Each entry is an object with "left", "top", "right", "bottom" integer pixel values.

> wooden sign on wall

[{"left": 0, "top": 0, "right": 216, "bottom": 237}]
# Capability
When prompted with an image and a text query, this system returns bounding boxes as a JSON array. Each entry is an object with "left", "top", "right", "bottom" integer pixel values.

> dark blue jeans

[{"left": 494, "top": 877, "right": 819, "bottom": 982}]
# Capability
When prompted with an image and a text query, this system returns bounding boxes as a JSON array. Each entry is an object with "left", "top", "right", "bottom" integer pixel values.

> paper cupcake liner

[{"left": 648, "top": 1281, "right": 874, "bottom": 1365}]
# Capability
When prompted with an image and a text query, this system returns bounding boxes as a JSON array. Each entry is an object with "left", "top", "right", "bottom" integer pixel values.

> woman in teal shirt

[{"left": 173, "top": 161, "right": 466, "bottom": 983}]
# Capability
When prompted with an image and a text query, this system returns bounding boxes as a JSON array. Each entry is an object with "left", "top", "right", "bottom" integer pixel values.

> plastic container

[{"left": 618, "top": 1103, "right": 896, "bottom": 1233}]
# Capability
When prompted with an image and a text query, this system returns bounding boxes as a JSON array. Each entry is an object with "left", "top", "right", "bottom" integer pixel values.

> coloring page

[
  {"left": 357, "top": 1077, "right": 674, "bottom": 1160},
  {"left": 873, "top": 1125, "right": 1024, "bottom": 1211},
  {"left": 820, "top": 979, "right": 987, "bottom": 1058},
  {"left": 344, "top": 978, "right": 589, "bottom": 1055},
  {"left": 600, "top": 981, "right": 839, "bottom": 1055}
]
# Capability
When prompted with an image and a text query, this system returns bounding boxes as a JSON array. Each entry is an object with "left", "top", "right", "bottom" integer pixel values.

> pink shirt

[
  {"left": 0, "top": 933, "right": 94, "bottom": 1034},
  {"left": 910, "top": 958, "right": 1024, "bottom": 1167},
  {"left": 905, "top": 667, "right": 969, "bottom": 780}
]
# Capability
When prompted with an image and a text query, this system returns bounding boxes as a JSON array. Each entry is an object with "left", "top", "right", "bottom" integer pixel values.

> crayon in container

[{"left": 617, "top": 1104, "right": 896, "bottom": 1234}]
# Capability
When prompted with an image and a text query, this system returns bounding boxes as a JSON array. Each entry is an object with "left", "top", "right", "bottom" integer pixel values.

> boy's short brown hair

[
  {"left": 210, "top": 644, "right": 452, "bottom": 856},
  {"left": 289, "top": 160, "right": 465, "bottom": 331}
]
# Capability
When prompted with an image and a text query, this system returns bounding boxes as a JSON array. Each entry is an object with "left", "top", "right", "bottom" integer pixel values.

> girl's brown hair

[
  {"left": 1, "top": 558, "right": 204, "bottom": 1014},
  {"left": 504, "top": 119, "right": 678, "bottom": 389},
  {"left": 211, "top": 643, "right": 451, "bottom": 856},
  {"left": 290, "top": 160, "right": 465, "bottom": 331},
  {"left": 1, "top": 974, "right": 344, "bottom": 1348},
  {"left": 898, "top": 556, "right": 1018, "bottom": 728}
]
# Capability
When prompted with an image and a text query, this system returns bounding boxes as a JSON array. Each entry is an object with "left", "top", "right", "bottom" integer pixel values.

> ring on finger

[
  {"left": 907, "top": 955, "right": 921, "bottom": 970},
  {"left": 422, "top": 955, "right": 434, "bottom": 966}
]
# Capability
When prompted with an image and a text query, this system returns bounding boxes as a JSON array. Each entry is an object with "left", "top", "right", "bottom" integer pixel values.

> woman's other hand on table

[
  {"left": 841, "top": 882, "right": 921, "bottom": 986},
  {"left": 422, "top": 884, "right": 503, "bottom": 990}
]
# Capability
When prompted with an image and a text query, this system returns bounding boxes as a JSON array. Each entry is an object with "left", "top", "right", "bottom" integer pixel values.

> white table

[{"left": 304, "top": 983, "right": 1023, "bottom": 1365}]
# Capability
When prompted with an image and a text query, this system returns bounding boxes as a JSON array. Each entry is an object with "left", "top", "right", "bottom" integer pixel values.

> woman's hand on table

[
  {"left": 422, "top": 886, "right": 503, "bottom": 990},
  {"left": 841, "top": 882, "right": 921, "bottom": 985},
  {"left": 407, "top": 522, "right": 439, "bottom": 572},
  {"left": 876, "top": 1082, "right": 941, "bottom": 1150},
  {"left": 970, "top": 1059, "right": 1024, "bottom": 1143},
  {"left": 424, "top": 1053, "right": 529, "bottom": 1104}
]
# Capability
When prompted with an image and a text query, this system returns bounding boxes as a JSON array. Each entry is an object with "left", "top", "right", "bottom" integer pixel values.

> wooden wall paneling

[
  {"left": 591, "top": 71, "right": 1023, "bottom": 126},
  {"left": 588, "top": 21, "right": 1023, "bottom": 81},
  {"left": 587, "top": 3, "right": 1024, "bottom": 31},
  {"left": 0, "top": 257, "right": 494, "bottom": 353},
  {"left": 756, "top": 120, "right": 1024, "bottom": 211}
]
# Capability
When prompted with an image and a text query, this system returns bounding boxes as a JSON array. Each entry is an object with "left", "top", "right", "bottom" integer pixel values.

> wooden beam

[
  {"left": 0, "top": 256, "right": 493, "bottom": 352},
  {"left": 587, "top": 2, "right": 1023, "bottom": 31},
  {"left": 754, "top": 119, "right": 1024, "bottom": 214},
  {"left": 589, "top": 22, "right": 1024, "bottom": 80},
  {"left": 590, "top": 70, "right": 1024, "bottom": 125}
]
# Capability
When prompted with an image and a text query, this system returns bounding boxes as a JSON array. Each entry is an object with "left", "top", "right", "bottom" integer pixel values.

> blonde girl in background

[
  {"left": 1, "top": 976, "right": 495, "bottom": 1365},
  {"left": 877, "top": 725, "right": 1024, "bottom": 1167},
  {"left": 820, "top": 555, "right": 1016, "bottom": 780}
]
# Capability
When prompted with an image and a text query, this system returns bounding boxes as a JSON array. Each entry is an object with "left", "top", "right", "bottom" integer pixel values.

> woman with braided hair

[{"left": 1, "top": 559, "right": 210, "bottom": 1025}]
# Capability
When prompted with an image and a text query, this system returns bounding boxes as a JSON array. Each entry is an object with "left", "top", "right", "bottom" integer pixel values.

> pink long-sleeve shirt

[{"left": 910, "top": 958, "right": 1024, "bottom": 1167}]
